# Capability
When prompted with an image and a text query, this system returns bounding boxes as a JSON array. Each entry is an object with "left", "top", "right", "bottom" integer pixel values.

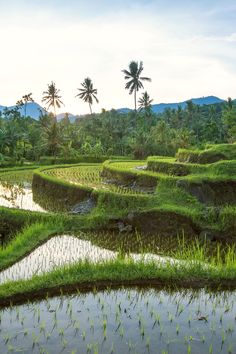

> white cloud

[
  {"left": 195, "top": 33, "right": 236, "bottom": 43},
  {"left": 0, "top": 5, "right": 235, "bottom": 114}
]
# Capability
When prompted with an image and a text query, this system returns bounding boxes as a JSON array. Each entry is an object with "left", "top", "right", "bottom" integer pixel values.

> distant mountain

[
  {"left": 0, "top": 102, "right": 46, "bottom": 120},
  {"left": 0, "top": 96, "right": 228, "bottom": 121},
  {"left": 0, "top": 102, "right": 79, "bottom": 122},
  {"left": 118, "top": 96, "right": 226, "bottom": 114}
]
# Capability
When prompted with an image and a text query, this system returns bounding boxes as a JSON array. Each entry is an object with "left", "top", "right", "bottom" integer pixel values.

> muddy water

[
  {"left": 0, "top": 235, "right": 177, "bottom": 284},
  {"left": 0, "top": 288, "right": 235, "bottom": 353}
]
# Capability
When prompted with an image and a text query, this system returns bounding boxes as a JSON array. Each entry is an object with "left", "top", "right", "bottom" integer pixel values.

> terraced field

[
  {"left": 0, "top": 168, "right": 34, "bottom": 185},
  {"left": 0, "top": 168, "right": 45, "bottom": 212},
  {"left": 1, "top": 144, "right": 236, "bottom": 354},
  {"left": 43, "top": 162, "right": 148, "bottom": 194}
]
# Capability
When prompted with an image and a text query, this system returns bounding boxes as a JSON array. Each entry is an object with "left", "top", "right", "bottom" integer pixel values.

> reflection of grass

[{"left": 0, "top": 182, "right": 26, "bottom": 209}]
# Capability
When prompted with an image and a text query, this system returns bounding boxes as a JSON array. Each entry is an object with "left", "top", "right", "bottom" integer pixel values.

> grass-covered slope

[
  {"left": 3, "top": 144, "right": 236, "bottom": 243},
  {"left": 176, "top": 143, "right": 236, "bottom": 164},
  {"left": 2, "top": 146, "right": 236, "bottom": 302},
  {"left": 31, "top": 162, "right": 203, "bottom": 237},
  {"left": 1, "top": 223, "right": 236, "bottom": 304}
]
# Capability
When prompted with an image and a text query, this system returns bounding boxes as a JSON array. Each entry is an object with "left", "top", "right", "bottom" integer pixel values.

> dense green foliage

[{"left": 0, "top": 98, "right": 236, "bottom": 165}]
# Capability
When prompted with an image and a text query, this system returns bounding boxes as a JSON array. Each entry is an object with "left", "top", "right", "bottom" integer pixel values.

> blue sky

[{"left": 0, "top": 0, "right": 235, "bottom": 114}]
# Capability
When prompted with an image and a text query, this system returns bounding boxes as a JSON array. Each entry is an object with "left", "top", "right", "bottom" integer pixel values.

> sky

[{"left": 0, "top": 0, "right": 236, "bottom": 114}]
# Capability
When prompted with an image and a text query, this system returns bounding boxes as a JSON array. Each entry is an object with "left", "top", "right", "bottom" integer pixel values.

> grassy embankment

[
  {"left": 2, "top": 144, "right": 236, "bottom": 303},
  {"left": 0, "top": 222, "right": 236, "bottom": 304}
]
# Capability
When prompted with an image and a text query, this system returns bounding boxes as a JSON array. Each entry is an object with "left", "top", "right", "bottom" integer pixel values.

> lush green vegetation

[
  {"left": 1, "top": 77, "right": 236, "bottom": 309},
  {"left": 1, "top": 91, "right": 236, "bottom": 166},
  {"left": 176, "top": 143, "right": 236, "bottom": 164},
  {"left": 1, "top": 222, "right": 236, "bottom": 302}
]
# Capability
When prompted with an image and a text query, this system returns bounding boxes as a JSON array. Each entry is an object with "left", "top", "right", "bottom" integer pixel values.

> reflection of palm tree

[
  {"left": 22, "top": 93, "right": 34, "bottom": 118},
  {"left": 138, "top": 91, "right": 153, "bottom": 115},
  {"left": 76, "top": 77, "right": 99, "bottom": 114},
  {"left": 42, "top": 82, "right": 64, "bottom": 117},
  {"left": 122, "top": 61, "right": 151, "bottom": 112}
]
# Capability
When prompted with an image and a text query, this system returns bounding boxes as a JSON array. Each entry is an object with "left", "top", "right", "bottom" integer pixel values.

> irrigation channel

[{"left": 0, "top": 288, "right": 235, "bottom": 354}]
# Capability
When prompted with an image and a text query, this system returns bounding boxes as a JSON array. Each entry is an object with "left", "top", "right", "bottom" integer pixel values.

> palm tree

[
  {"left": 22, "top": 93, "right": 34, "bottom": 118},
  {"left": 122, "top": 61, "right": 151, "bottom": 112},
  {"left": 138, "top": 91, "right": 153, "bottom": 115},
  {"left": 225, "top": 97, "right": 233, "bottom": 111},
  {"left": 76, "top": 77, "right": 99, "bottom": 114},
  {"left": 42, "top": 81, "right": 64, "bottom": 117}
]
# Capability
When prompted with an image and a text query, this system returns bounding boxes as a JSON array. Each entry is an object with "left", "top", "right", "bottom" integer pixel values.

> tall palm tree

[
  {"left": 42, "top": 81, "right": 63, "bottom": 117},
  {"left": 225, "top": 97, "right": 233, "bottom": 111},
  {"left": 76, "top": 77, "right": 99, "bottom": 114},
  {"left": 22, "top": 93, "right": 34, "bottom": 118},
  {"left": 122, "top": 61, "right": 151, "bottom": 112},
  {"left": 138, "top": 91, "right": 153, "bottom": 114}
]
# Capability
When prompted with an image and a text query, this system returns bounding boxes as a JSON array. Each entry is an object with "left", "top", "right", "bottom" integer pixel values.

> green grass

[
  {"left": 2, "top": 145, "right": 236, "bottom": 304},
  {"left": 1, "top": 237, "right": 236, "bottom": 301},
  {"left": 1, "top": 144, "right": 236, "bottom": 263},
  {"left": 0, "top": 223, "right": 62, "bottom": 271},
  {"left": 147, "top": 156, "right": 207, "bottom": 175},
  {"left": 0, "top": 206, "right": 112, "bottom": 241},
  {"left": 44, "top": 164, "right": 102, "bottom": 185},
  {"left": 176, "top": 143, "right": 236, "bottom": 164},
  {"left": 0, "top": 169, "right": 35, "bottom": 184},
  {"left": 155, "top": 178, "right": 204, "bottom": 219},
  {"left": 102, "top": 160, "right": 160, "bottom": 187},
  {"left": 43, "top": 163, "right": 146, "bottom": 194}
]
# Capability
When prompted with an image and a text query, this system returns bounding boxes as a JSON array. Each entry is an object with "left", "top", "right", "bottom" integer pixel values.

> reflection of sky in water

[
  {"left": 0, "top": 235, "right": 180, "bottom": 283},
  {"left": 0, "top": 288, "right": 235, "bottom": 354},
  {"left": 0, "top": 183, "right": 46, "bottom": 212},
  {"left": 0, "top": 235, "right": 179, "bottom": 284}
]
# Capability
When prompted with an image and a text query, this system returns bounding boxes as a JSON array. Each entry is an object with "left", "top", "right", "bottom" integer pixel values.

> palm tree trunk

[
  {"left": 24, "top": 103, "right": 27, "bottom": 118},
  {"left": 89, "top": 103, "right": 92, "bottom": 114},
  {"left": 134, "top": 88, "right": 137, "bottom": 112}
]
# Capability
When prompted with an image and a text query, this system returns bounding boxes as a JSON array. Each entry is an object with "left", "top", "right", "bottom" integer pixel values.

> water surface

[{"left": 0, "top": 287, "right": 235, "bottom": 353}]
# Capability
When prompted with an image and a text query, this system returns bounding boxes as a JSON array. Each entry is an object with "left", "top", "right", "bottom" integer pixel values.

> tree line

[{"left": 0, "top": 60, "right": 236, "bottom": 164}]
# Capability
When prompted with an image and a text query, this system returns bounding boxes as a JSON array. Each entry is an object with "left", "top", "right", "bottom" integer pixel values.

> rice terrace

[{"left": 1, "top": 0, "right": 236, "bottom": 353}]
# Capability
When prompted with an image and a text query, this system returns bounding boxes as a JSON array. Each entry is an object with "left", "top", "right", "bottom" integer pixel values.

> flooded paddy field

[
  {"left": 1, "top": 158, "right": 236, "bottom": 354},
  {"left": 0, "top": 164, "right": 152, "bottom": 214},
  {"left": 0, "top": 183, "right": 46, "bottom": 212},
  {"left": 0, "top": 287, "right": 235, "bottom": 354},
  {"left": 0, "top": 235, "right": 176, "bottom": 284},
  {"left": 0, "top": 169, "right": 46, "bottom": 212}
]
